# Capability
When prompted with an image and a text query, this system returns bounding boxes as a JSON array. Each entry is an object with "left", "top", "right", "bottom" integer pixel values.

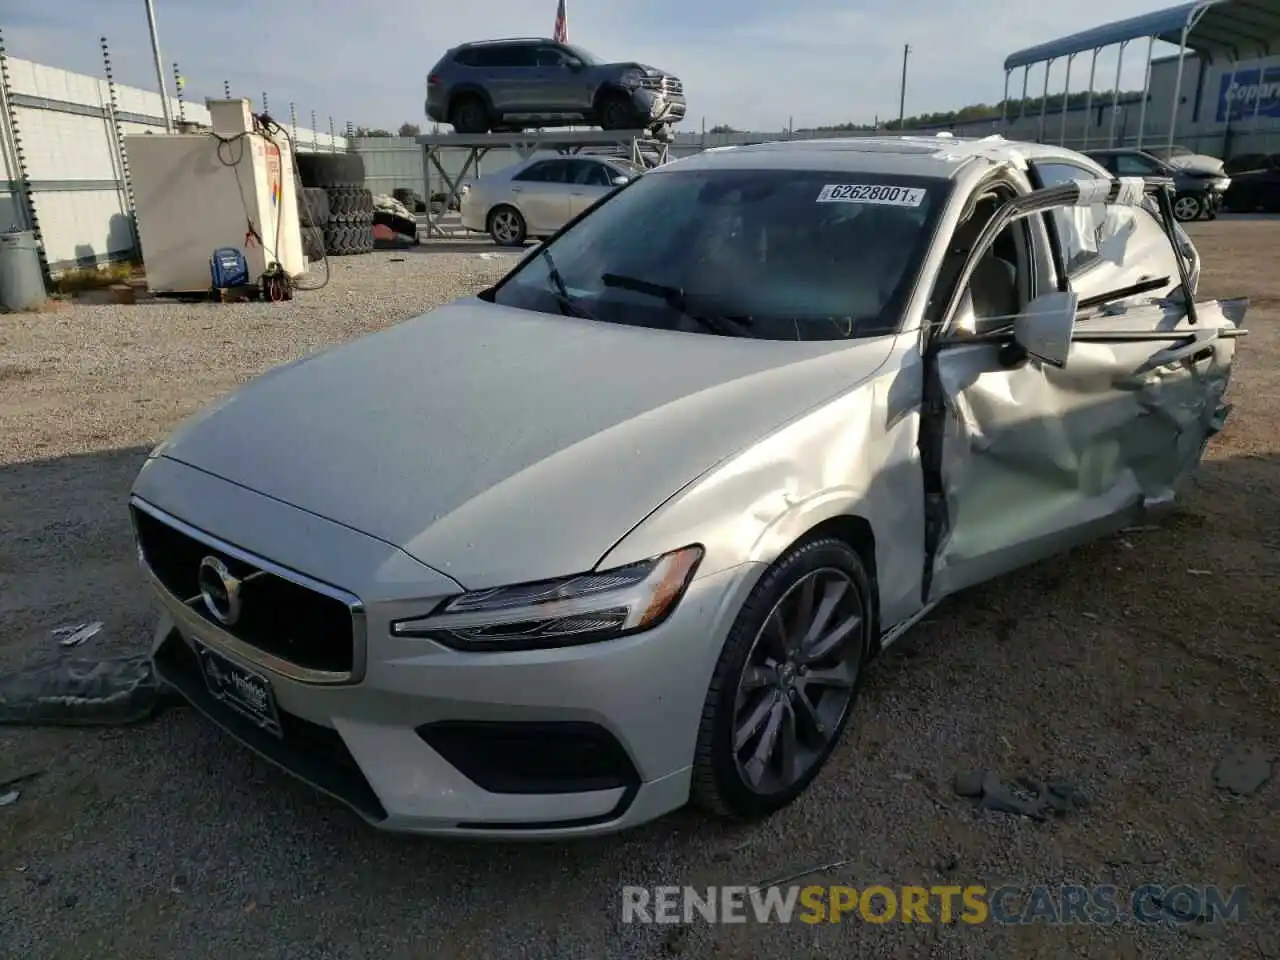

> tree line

[{"left": 708, "top": 89, "right": 1146, "bottom": 134}]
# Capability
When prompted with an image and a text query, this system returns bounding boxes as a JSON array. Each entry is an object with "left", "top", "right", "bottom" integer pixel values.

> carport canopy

[{"left": 1004, "top": 0, "right": 1280, "bottom": 69}]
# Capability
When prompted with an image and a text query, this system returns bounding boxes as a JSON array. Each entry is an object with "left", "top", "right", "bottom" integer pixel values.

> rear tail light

[{"left": 428, "top": 74, "right": 441, "bottom": 86}]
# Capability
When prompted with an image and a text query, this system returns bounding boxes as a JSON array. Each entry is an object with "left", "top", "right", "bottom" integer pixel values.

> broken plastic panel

[{"left": 0, "top": 654, "right": 181, "bottom": 727}]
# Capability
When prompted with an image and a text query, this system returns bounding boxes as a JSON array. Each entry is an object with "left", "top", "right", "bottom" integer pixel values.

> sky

[{"left": 1, "top": 0, "right": 1182, "bottom": 132}]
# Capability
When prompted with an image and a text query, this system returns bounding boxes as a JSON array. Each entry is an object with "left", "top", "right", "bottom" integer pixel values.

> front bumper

[
  {"left": 135, "top": 459, "right": 760, "bottom": 837},
  {"left": 633, "top": 89, "right": 686, "bottom": 126}
]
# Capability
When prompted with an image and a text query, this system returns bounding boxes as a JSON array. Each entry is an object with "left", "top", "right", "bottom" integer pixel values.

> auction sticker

[{"left": 816, "top": 184, "right": 926, "bottom": 206}]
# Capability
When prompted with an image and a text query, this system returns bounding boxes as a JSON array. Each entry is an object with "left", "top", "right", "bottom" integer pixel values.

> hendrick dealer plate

[
  {"left": 196, "top": 641, "right": 283, "bottom": 737},
  {"left": 816, "top": 183, "right": 927, "bottom": 206}
]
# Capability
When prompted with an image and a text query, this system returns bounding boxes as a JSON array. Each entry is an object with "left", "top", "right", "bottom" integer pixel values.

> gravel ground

[{"left": 1, "top": 227, "right": 1277, "bottom": 959}]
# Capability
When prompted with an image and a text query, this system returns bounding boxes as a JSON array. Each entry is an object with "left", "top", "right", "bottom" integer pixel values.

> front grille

[
  {"left": 639, "top": 75, "right": 683, "bottom": 96},
  {"left": 132, "top": 505, "right": 356, "bottom": 677}
]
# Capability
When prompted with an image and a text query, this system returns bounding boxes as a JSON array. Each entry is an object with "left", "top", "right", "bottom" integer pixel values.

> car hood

[
  {"left": 152, "top": 299, "right": 894, "bottom": 589},
  {"left": 1166, "top": 153, "right": 1226, "bottom": 176},
  {"left": 610, "top": 61, "right": 672, "bottom": 77}
]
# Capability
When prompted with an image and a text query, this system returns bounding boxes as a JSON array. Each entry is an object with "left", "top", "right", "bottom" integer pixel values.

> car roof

[{"left": 652, "top": 135, "right": 1094, "bottom": 180}]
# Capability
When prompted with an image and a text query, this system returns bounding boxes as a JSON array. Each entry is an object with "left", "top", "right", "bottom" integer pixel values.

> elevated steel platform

[{"left": 415, "top": 130, "right": 672, "bottom": 238}]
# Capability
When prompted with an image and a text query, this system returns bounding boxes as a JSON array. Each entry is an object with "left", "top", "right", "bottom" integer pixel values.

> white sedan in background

[{"left": 460, "top": 154, "right": 643, "bottom": 246}]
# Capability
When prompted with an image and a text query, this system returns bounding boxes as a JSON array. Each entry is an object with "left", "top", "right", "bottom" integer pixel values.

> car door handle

[
  {"left": 570, "top": 191, "right": 584, "bottom": 196},
  {"left": 510, "top": 187, "right": 522, "bottom": 193}
]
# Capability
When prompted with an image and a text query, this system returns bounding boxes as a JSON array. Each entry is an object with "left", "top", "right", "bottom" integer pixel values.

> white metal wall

[{"left": 0, "top": 56, "right": 347, "bottom": 272}]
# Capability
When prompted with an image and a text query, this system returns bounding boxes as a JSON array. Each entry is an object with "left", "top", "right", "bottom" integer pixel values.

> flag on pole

[{"left": 553, "top": 0, "right": 567, "bottom": 42}]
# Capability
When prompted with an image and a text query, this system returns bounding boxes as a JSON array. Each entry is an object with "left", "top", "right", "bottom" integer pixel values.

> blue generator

[{"left": 209, "top": 247, "right": 249, "bottom": 290}]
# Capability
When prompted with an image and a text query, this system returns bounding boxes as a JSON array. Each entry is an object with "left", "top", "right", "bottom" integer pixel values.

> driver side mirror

[
  {"left": 1013, "top": 290, "right": 1078, "bottom": 367},
  {"left": 566, "top": 58, "right": 585, "bottom": 71},
  {"left": 611, "top": 175, "right": 629, "bottom": 186}
]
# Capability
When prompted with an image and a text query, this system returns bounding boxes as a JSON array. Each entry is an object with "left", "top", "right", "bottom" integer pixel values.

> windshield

[
  {"left": 566, "top": 45, "right": 599, "bottom": 65},
  {"left": 490, "top": 167, "right": 949, "bottom": 340}
]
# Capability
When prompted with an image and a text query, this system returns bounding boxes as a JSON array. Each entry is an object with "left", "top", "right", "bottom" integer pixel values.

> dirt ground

[{"left": 0, "top": 229, "right": 1277, "bottom": 959}]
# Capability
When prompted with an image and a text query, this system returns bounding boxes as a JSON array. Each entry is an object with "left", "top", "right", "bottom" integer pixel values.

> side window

[
  {"left": 1114, "top": 154, "right": 1158, "bottom": 176},
  {"left": 952, "top": 196, "right": 1031, "bottom": 331},
  {"left": 570, "top": 161, "right": 613, "bottom": 187},
  {"left": 480, "top": 45, "right": 534, "bottom": 68},
  {"left": 517, "top": 159, "right": 570, "bottom": 184},
  {"left": 1033, "top": 161, "right": 1118, "bottom": 275},
  {"left": 535, "top": 45, "right": 573, "bottom": 67},
  {"left": 514, "top": 161, "right": 553, "bottom": 182}
]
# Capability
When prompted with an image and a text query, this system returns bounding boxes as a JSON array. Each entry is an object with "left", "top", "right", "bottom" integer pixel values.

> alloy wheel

[
  {"left": 1173, "top": 195, "right": 1202, "bottom": 221},
  {"left": 731, "top": 567, "right": 864, "bottom": 795},
  {"left": 490, "top": 209, "right": 523, "bottom": 245}
]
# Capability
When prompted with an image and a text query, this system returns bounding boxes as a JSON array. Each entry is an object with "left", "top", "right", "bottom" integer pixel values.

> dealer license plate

[{"left": 196, "top": 641, "right": 282, "bottom": 737}]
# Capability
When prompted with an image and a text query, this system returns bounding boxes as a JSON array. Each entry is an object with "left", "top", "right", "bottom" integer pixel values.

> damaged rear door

[{"left": 921, "top": 175, "right": 1247, "bottom": 602}]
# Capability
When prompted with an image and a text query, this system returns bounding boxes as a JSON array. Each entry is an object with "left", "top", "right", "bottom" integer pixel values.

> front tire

[
  {"left": 598, "top": 93, "right": 637, "bottom": 131},
  {"left": 487, "top": 205, "right": 527, "bottom": 246},
  {"left": 450, "top": 95, "right": 490, "bottom": 134},
  {"left": 691, "top": 537, "right": 873, "bottom": 821},
  {"left": 1172, "top": 192, "right": 1204, "bottom": 222}
]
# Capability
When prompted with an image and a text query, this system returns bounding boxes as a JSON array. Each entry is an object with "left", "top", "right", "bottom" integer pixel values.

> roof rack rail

[{"left": 460, "top": 36, "right": 553, "bottom": 46}]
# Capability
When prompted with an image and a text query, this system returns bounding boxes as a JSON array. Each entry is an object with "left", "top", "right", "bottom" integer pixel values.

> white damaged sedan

[{"left": 132, "top": 135, "right": 1244, "bottom": 837}]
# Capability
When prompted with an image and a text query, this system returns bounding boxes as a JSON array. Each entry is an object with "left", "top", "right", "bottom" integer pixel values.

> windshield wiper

[
  {"left": 543, "top": 248, "right": 593, "bottom": 320},
  {"left": 600, "top": 272, "right": 753, "bottom": 338}
]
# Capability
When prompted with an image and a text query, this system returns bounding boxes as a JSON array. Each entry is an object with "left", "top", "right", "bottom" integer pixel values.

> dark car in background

[
  {"left": 1084, "top": 147, "right": 1231, "bottom": 222},
  {"left": 426, "top": 37, "right": 686, "bottom": 139},
  {"left": 1221, "top": 153, "right": 1280, "bottom": 212}
]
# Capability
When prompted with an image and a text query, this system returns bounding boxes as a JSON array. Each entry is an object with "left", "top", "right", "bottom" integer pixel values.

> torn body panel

[{"left": 926, "top": 298, "right": 1242, "bottom": 601}]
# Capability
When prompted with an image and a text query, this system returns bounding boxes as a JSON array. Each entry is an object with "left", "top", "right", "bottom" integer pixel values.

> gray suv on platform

[{"left": 426, "top": 37, "right": 686, "bottom": 138}]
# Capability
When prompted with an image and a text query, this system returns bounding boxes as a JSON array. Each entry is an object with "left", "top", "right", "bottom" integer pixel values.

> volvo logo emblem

[{"left": 198, "top": 556, "right": 243, "bottom": 626}]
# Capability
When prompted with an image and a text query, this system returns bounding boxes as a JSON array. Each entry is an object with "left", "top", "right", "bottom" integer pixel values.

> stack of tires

[
  {"left": 294, "top": 152, "right": 375, "bottom": 257},
  {"left": 297, "top": 187, "right": 328, "bottom": 261}
]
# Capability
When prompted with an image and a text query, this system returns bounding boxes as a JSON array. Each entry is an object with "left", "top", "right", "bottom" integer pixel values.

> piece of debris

[
  {"left": 1122, "top": 524, "right": 1161, "bottom": 533},
  {"left": 753, "top": 858, "right": 856, "bottom": 889},
  {"left": 52, "top": 621, "right": 103, "bottom": 648},
  {"left": 1186, "top": 568, "right": 1212, "bottom": 577},
  {"left": 0, "top": 790, "right": 19, "bottom": 806},
  {"left": 1212, "top": 745, "right": 1273, "bottom": 796},
  {"left": 170, "top": 873, "right": 188, "bottom": 894},
  {"left": 953, "top": 770, "right": 1089, "bottom": 820},
  {"left": 0, "top": 653, "right": 184, "bottom": 727},
  {"left": 1081, "top": 612, "right": 1099, "bottom": 620}
]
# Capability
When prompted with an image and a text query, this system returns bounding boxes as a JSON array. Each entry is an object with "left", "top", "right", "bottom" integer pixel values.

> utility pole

[
  {"left": 143, "top": 0, "right": 174, "bottom": 131},
  {"left": 897, "top": 44, "right": 910, "bottom": 128}
]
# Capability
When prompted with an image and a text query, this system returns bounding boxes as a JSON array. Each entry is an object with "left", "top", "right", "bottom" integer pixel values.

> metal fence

[{"left": 0, "top": 36, "right": 348, "bottom": 274}]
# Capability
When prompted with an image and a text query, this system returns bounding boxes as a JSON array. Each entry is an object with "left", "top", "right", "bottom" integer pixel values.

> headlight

[
  {"left": 391, "top": 545, "right": 703, "bottom": 651},
  {"left": 620, "top": 68, "right": 644, "bottom": 88}
]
